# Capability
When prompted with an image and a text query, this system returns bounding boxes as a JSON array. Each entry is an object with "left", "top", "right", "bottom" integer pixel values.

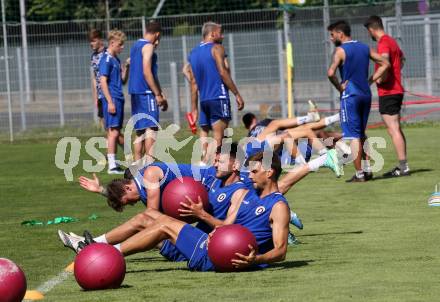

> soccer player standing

[
  {"left": 128, "top": 21, "right": 167, "bottom": 164},
  {"left": 187, "top": 22, "right": 245, "bottom": 162},
  {"left": 364, "top": 16, "right": 410, "bottom": 177},
  {"left": 99, "top": 30, "right": 129, "bottom": 174},
  {"left": 327, "top": 20, "right": 389, "bottom": 182},
  {"left": 89, "top": 29, "right": 106, "bottom": 128}
]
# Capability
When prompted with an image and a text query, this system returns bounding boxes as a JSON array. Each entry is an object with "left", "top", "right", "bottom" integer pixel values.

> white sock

[
  {"left": 318, "top": 148, "right": 328, "bottom": 155},
  {"left": 294, "top": 153, "right": 306, "bottom": 165},
  {"left": 113, "top": 243, "right": 121, "bottom": 252},
  {"left": 296, "top": 115, "right": 312, "bottom": 125},
  {"left": 356, "top": 170, "right": 365, "bottom": 178},
  {"left": 290, "top": 211, "right": 297, "bottom": 221},
  {"left": 307, "top": 154, "right": 327, "bottom": 171},
  {"left": 94, "top": 234, "right": 108, "bottom": 244},
  {"left": 324, "top": 114, "right": 340, "bottom": 126},
  {"left": 108, "top": 154, "right": 116, "bottom": 169},
  {"left": 362, "top": 160, "right": 372, "bottom": 173}
]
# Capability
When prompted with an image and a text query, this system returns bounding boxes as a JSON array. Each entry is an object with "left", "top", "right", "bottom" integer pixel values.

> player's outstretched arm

[
  {"left": 212, "top": 44, "right": 244, "bottom": 110},
  {"left": 232, "top": 201, "right": 289, "bottom": 268},
  {"left": 78, "top": 173, "right": 105, "bottom": 194},
  {"left": 369, "top": 48, "right": 390, "bottom": 85},
  {"left": 277, "top": 164, "right": 310, "bottom": 194}
]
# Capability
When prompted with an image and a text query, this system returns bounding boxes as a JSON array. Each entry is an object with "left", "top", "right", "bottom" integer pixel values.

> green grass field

[{"left": 1, "top": 125, "right": 439, "bottom": 302}]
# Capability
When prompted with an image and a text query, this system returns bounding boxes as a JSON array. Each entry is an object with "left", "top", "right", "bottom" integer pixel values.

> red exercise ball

[
  {"left": 162, "top": 176, "right": 209, "bottom": 223},
  {"left": 208, "top": 224, "right": 258, "bottom": 272},
  {"left": 74, "top": 243, "right": 125, "bottom": 290},
  {"left": 0, "top": 258, "right": 27, "bottom": 302}
]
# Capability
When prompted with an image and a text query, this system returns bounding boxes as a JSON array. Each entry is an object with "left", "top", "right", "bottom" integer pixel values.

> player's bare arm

[
  {"left": 180, "top": 188, "right": 248, "bottom": 228},
  {"left": 100, "top": 75, "right": 115, "bottom": 114},
  {"left": 182, "top": 63, "right": 193, "bottom": 83},
  {"left": 143, "top": 166, "right": 165, "bottom": 210},
  {"left": 79, "top": 174, "right": 105, "bottom": 194},
  {"left": 232, "top": 201, "right": 290, "bottom": 268},
  {"left": 142, "top": 44, "right": 165, "bottom": 107},
  {"left": 327, "top": 47, "right": 347, "bottom": 93},
  {"left": 369, "top": 48, "right": 390, "bottom": 84},
  {"left": 91, "top": 76, "right": 98, "bottom": 104},
  {"left": 212, "top": 44, "right": 244, "bottom": 110},
  {"left": 121, "top": 58, "right": 130, "bottom": 84},
  {"left": 188, "top": 64, "right": 199, "bottom": 121}
]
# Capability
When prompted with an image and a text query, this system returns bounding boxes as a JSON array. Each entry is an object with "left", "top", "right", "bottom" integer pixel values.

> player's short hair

[
  {"left": 145, "top": 21, "right": 162, "bottom": 34},
  {"left": 202, "top": 22, "right": 221, "bottom": 38},
  {"left": 108, "top": 29, "right": 126, "bottom": 43},
  {"left": 327, "top": 20, "right": 351, "bottom": 37},
  {"left": 242, "top": 113, "right": 256, "bottom": 129},
  {"left": 245, "top": 151, "right": 282, "bottom": 180},
  {"left": 106, "top": 178, "right": 131, "bottom": 212},
  {"left": 364, "top": 16, "right": 384, "bottom": 30},
  {"left": 88, "top": 29, "right": 103, "bottom": 41},
  {"left": 216, "top": 142, "right": 239, "bottom": 159}
]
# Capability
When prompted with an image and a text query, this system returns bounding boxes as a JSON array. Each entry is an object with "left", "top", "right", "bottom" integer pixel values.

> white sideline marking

[
  {"left": 36, "top": 270, "right": 71, "bottom": 293},
  {"left": 23, "top": 269, "right": 72, "bottom": 301}
]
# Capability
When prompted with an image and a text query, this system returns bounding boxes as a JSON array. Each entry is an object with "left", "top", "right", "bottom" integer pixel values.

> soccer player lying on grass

[
  {"left": 242, "top": 101, "right": 344, "bottom": 167},
  {"left": 61, "top": 141, "right": 340, "bottom": 255},
  {"left": 63, "top": 152, "right": 291, "bottom": 272}
]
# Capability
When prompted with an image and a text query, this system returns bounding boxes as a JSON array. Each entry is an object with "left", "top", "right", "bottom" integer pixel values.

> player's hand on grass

[
  {"left": 232, "top": 245, "right": 256, "bottom": 269},
  {"left": 78, "top": 173, "right": 102, "bottom": 194},
  {"left": 108, "top": 102, "right": 116, "bottom": 114},
  {"left": 235, "top": 94, "right": 244, "bottom": 110},
  {"left": 179, "top": 196, "right": 204, "bottom": 218}
]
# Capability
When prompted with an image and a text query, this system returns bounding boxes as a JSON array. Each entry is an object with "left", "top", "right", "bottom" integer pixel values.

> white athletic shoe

[
  {"left": 307, "top": 100, "right": 320, "bottom": 122},
  {"left": 68, "top": 232, "right": 85, "bottom": 241},
  {"left": 108, "top": 166, "right": 125, "bottom": 175},
  {"left": 57, "top": 230, "right": 84, "bottom": 254}
]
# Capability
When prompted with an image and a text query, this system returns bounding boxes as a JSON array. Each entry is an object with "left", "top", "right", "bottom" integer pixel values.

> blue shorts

[
  {"left": 102, "top": 97, "right": 124, "bottom": 129},
  {"left": 199, "top": 99, "right": 231, "bottom": 128},
  {"left": 340, "top": 94, "right": 371, "bottom": 139},
  {"left": 175, "top": 224, "right": 215, "bottom": 272},
  {"left": 159, "top": 222, "right": 213, "bottom": 262},
  {"left": 159, "top": 240, "right": 188, "bottom": 262},
  {"left": 130, "top": 94, "right": 159, "bottom": 130}
]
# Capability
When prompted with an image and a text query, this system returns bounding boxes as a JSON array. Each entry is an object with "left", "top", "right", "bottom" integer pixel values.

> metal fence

[{"left": 1, "top": 1, "right": 440, "bottom": 139}]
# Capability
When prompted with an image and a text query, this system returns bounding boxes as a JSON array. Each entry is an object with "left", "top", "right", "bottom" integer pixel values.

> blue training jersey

[
  {"left": 339, "top": 41, "right": 371, "bottom": 97},
  {"left": 188, "top": 42, "right": 229, "bottom": 102},
  {"left": 235, "top": 190, "right": 290, "bottom": 254},
  {"left": 133, "top": 163, "right": 216, "bottom": 206},
  {"left": 196, "top": 179, "right": 247, "bottom": 233},
  {"left": 99, "top": 51, "right": 124, "bottom": 100},
  {"left": 128, "top": 39, "right": 158, "bottom": 94},
  {"left": 90, "top": 47, "right": 106, "bottom": 99}
]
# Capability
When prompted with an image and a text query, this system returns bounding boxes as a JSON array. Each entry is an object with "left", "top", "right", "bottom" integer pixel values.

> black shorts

[
  {"left": 378, "top": 94, "right": 404, "bottom": 115},
  {"left": 97, "top": 98, "right": 104, "bottom": 118}
]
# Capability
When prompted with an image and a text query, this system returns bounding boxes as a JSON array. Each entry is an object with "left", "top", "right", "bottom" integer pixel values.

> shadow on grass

[
  {"left": 300, "top": 230, "right": 363, "bottom": 237},
  {"left": 269, "top": 259, "right": 313, "bottom": 269},
  {"left": 126, "top": 267, "right": 188, "bottom": 274},
  {"left": 369, "top": 168, "right": 432, "bottom": 181},
  {"left": 127, "top": 257, "right": 169, "bottom": 263}
]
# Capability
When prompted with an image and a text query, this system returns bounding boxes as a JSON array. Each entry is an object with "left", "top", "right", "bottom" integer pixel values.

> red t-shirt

[{"left": 375, "top": 34, "right": 405, "bottom": 96}]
